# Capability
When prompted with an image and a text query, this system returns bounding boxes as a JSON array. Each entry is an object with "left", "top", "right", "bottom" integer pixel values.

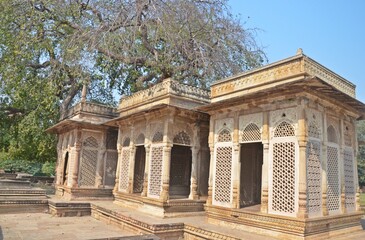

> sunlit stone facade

[{"left": 48, "top": 51, "right": 365, "bottom": 237}]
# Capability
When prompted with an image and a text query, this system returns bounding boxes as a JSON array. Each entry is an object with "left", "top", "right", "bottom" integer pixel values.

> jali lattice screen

[
  {"left": 272, "top": 142, "right": 296, "bottom": 214},
  {"left": 79, "top": 136, "right": 99, "bottom": 187},
  {"left": 213, "top": 146, "right": 232, "bottom": 205},
  {"left": 148, "top": 146, "right": 163, "bottom": 197},
  {"left": 306, "top": 140, "right": 322, "bottom": 216},
  {"left": 327, "top": 145, "right": 340, "bottom": 214},
  {"left": 119, "top": 148, "right": 130, "bottom": 192},
  {"left": 344, "top": 148, "right": 356, "bottom": 211},
  {"left": 241, "top": 123, "right": 261, "bottom": 142}
]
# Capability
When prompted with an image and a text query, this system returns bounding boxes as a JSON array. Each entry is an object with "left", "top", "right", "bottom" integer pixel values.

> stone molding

[
  {"left": 211, "top": 54, "right": 356, "bottom": 100},
  {"left": 119, "top": 78, "right": 210, "bottom": 111}
]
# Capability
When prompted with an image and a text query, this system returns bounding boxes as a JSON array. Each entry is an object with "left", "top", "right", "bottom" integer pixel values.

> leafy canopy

[{"left": 0, "top": 0, "right": 266, "bottom": 163}]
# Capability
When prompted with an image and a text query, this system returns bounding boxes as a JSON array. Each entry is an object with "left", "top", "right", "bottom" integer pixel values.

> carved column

[
  {"left": 261, "top": 111, "right": 269, "bottom": 213},
  {"left": 189, "top": 146, "right": 199, "bottom": 200},
  {"left": 56, "top": 135, "right": 63, "bottom": 185},
  {"left": 206, "top": 116, "right": 215, "bottom": 205},
  {"left": 297, "top": 101, "right": 308, "bottom": 218},
  {"left": 160, "top": 144, "right": 172, "bottom": 202},
  {"left": 339, "top": 118, "right": 346, "bottom": 213},
  {"left": 72, "top": 129, "right": 82, "bottom": 187},
  {"left": 128, "top": 125, "right": 136, "bottom": 193},
  {"left": 232, "top": 113, "right": 240, "bottom": 208},
  {"left": 113, "top": 125, "right": 123, "bottom": 193},
  {"left": 321, "top": 111, "right": 329, "bottom": 216},
  {"left": 141, "top": 144, "right": 150, "bottom": 197}
]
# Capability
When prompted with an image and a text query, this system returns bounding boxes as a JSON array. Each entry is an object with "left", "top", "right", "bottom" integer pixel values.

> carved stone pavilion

[{"left": 47, "top": 51, "right": 365, "bottom": 239}]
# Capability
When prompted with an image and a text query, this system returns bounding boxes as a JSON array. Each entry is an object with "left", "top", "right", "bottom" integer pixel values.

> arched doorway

[
  {"left": 63, "top": 152, "right": 69, "bottom": 185},
  {"left": 170, "top": 131, "right": 192, "bottom": 199}
]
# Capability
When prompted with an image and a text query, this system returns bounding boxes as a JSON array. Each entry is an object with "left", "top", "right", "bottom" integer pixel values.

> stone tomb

[
  {"left": 200, "top": 51, "right": 365, "bottom": 238},
  {"left": 105, "top": 79, "right": 211, "bottom": 217},
  {"left": 47, "top": 102, "right": 119, "bottom": 200},
  {"left": 48, "top": 50, "right": 365, "bottom": 238}
]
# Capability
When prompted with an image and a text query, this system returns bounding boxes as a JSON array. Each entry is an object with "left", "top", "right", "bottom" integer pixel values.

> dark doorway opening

[
  {"left": 240, "top": 143, "right": 263, "bottom": 208},
  {"left": 133, "top": 146, "right": 146, "bottom": 193},
  {"left": 169, "top": 145, "right": 192, "bottom": 199},
  {"left": 63, "top": 152, "right": 69, "bottom": 185}
]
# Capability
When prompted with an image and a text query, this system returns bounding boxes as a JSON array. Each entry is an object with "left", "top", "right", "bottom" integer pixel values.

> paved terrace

[{"left": 1, "top": 198, "right": 365, "bottom": 240}]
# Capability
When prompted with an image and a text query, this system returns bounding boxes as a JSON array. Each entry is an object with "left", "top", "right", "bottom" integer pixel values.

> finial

[{"left": 296, "top": 48, "right": 303, "bottom": 55}]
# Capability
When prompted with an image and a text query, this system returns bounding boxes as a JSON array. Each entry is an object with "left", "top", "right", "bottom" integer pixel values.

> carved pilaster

[
  {"left": 297, "top": 102, "right": 308, "bottom": 218},
  {"left": 141, "top": 144, "right": 150, "bottom": 197},
  {"left": 232, "top": 143, "right": 240, "bottom": 208},
  {"left": 207, "top": 146, "right": 215, "bottom": 206},
  {"left": 261, "top": 111, "right": 269, "bottom": 213},
  {"left": 160, "top": 144, "right": 172, "bottom": 202},
  {"left": 339, "top": 118, "right": 346, "bottom": 214},
  {"left": 189, "top": 146, "right": 199, "bottom": 200},
  {"left": 322, "top": 111, "right": 329, "bottom": 216},
  {"left": 72, "top": 129, "right": 82, "bottom": 187}
]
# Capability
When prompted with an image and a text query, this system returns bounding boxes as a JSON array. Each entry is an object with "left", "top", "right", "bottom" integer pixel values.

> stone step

[
  {"left": 48, "top": 201, "right": 91, "bottom": 217},
  {"left": 0, "top": 179, "right": 31, "bottom": 188},
  {"left": 0, "top": 189, "right": 47, "bottom": 199}
]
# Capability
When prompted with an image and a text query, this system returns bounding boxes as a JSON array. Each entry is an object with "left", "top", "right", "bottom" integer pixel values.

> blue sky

[{"left": 228, "top": 0, "right": 365, "bottom": 102}]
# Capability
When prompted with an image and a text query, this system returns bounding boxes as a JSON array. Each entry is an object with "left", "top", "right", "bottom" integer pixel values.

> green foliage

[
  {"left": 41, "top": 161, "right": 55, "bottom": 176},
  {"left": 357, "top": 120, "right": 365, "bottom": 187},
  {"left": 0, "top": 158, "right": 42, "bottom": 175},
  {"left": 0, "top": 0, "right": 265, "bottom": 165}
]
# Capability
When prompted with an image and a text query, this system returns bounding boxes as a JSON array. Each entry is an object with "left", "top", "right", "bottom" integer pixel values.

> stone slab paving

[{"left": 0, "top": 213, "right": 136, "bottom": 240}]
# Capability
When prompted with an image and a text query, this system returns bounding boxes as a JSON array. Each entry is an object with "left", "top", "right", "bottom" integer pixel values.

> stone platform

[{"left": 114, "top": 192, "right": 206, "bottom": 218}]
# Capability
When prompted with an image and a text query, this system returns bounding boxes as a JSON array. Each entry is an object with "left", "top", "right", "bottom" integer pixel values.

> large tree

[{"left": 0, "top": 0, "right": 266, "bottom": 162}]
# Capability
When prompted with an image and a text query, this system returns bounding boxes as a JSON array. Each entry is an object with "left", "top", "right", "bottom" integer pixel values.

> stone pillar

[
  {"left": 232, "top": 143, "right": 240, "bottom": 208},
  {"left": 232, "top": 113, "right": 240, "bottom": 208},
  {"left": 128, "top": 125, "right": 136, "bottom": 193},
  {"left": 72, "top": 129, "right": 82, "bottom": 187},
  {"left": 142, "top": 144, "right": 150, "bottom": 197},
  {"left": 206, "top": 117, "right": 215, "bottom": 205},
  {"left": 128, "top": 145, "right": 136, "bottom": 193},
  {"left": 321, "top": 111, "right": 329, "bottom": 216},
  {"left": 339, "top": 118, "right": 346, "bottom": 213},
  {"left": 261, "top": 111, "right": 269, "bottom": 213},
  {"left": 56, "top": 135, "right": 63, "bottom": 185},
  {"left": 113, "top": 126, "right": 123, "bottom": 193},
  {"left": 95, "top": 131, "right": 106, "bottom": 187},
  {"left": 297, "top": 102, "right": 308, "bottom": 218},
  {"left": 160, "top": 144, "right": 172, "bottom": 202},
  {"left": 189, "top": 146, "right": 199, "bottom": 200}
]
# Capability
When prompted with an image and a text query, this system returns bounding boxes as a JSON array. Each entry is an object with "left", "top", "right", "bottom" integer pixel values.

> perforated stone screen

[
  {"left": 217, "top": 129, "right": 232, "bottom": 142},
  {"left": 274, "top": 121, "right": 295, "bottom": 137},
  {"left": 173, "top": 131, "right": 191, "bottom": 145},
  {"left": 308, "top": 123, "right": 320, "bottom": 139},
  {"left": 241, "top": 123, "right": 261, "bottom": 142},
  {"left": 214, "top": 146, "right": 232, "bottom": 204},
  {"left": 79, "top": 137, "right": 99, "bottom": 187},
  {"left": 306, "top": 140, "right": 322, "bottom": 216},
  {"left": 119, "top": 148, "right": 130, "bottom": 191},
  {"left": 152, "top": 132, "right": 163, "bottom": 143},
  {"left": 272, "top": 142, "right": 296, "bottom": 214},
  {"left": 344, "top": 127, "right": 352, "bottom": 147},
  {"left": 84, "top": 136, "right": 98, "bottom": 148},
  {"left": 327, "top": 146, "right": 340, "bottom": 214},
  {"left": 148, "top": 146, "right": 163, "bottom": 197},
  {"left": 344, "top": 148, "right": 356, "bottom": 211}
]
